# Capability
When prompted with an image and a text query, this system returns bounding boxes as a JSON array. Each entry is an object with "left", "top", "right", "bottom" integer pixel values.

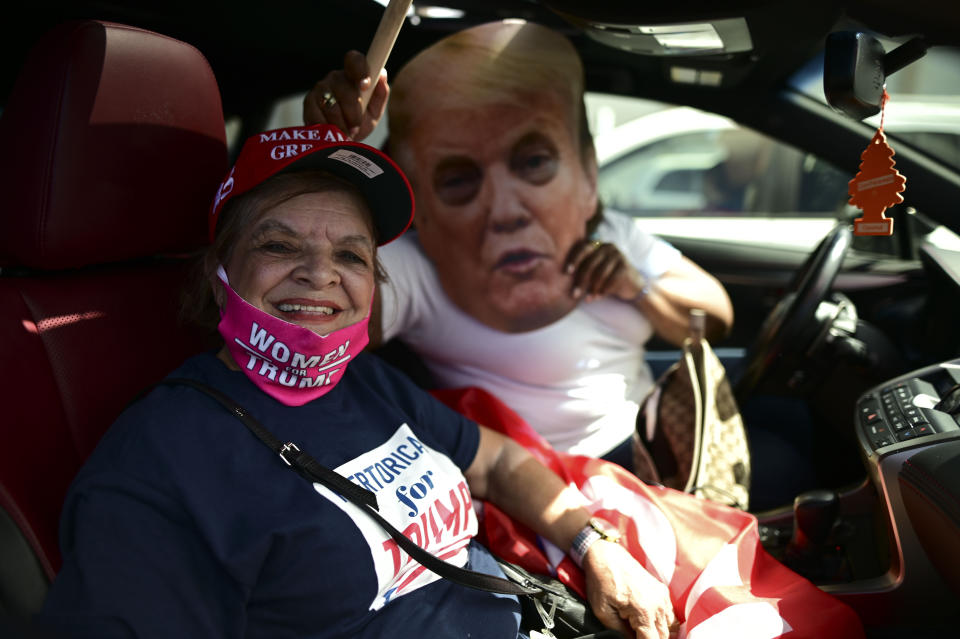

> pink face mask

[{"left": 216, "top": 266, "right": 370, "bottom": 406}]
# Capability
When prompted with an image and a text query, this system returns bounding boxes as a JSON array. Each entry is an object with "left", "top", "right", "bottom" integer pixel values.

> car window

[
  {"left": 587, "top": 42, "right": 960, "bottom": 258},
  {"left": 586, "top": 94, "right": 857, "bottom": 254},
  {"left": 592, "top": 115, "right": 849, "bottom": 218}
]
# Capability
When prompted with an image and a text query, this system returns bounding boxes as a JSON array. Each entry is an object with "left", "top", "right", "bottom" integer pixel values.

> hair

[
  {"left": 387, "top": 20, "right": 603, "bottom": 233},
  {"left": 389, "top": 21, "right": 594, "bottom": 175},
  {"left": 181, "top": 169, "right": 387, "bottom": 332}
]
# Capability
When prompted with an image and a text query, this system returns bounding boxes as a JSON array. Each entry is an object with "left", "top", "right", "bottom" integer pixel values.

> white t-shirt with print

[{"left": 379, "top": 210, "right": 682, "bottom": 456}]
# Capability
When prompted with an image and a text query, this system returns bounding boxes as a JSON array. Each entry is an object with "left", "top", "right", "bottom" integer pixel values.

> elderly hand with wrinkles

[
  {"left": 582, "top": 539, "right": 678, "bottom": 639},
  {"left": 565, "top": 238, "right": 650, "bottom": 304},
  {"left": 470, "top": 430, "right": 678, "bottom": 639}
]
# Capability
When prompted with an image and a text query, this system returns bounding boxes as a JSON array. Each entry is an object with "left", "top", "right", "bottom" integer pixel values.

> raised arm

[{"left": 303, "top": 50, "right": 389, "bottom": 140}]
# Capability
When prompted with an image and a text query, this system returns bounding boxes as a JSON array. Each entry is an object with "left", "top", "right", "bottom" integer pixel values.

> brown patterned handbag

[{"left": 633, "top": 309, "right": 751, "bottom": 510}]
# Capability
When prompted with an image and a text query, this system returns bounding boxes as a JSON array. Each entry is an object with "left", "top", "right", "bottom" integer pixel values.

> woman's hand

[
  {"left": 582, "top": 540, "right": 677, "bottom": 639},
  {"left": 565, "top": 239, "right": 647, "bottom": 303},
  {"left": 465, "top": 428, "right": 677, "bottom": 638},
  {"left": 303, "top": 50, "right": 389, "bottom": 141}
]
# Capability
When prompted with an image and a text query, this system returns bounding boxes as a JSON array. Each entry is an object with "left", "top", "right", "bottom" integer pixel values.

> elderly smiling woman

[{"left": 37, "top": 124, "right": 676, "bottom": 639}]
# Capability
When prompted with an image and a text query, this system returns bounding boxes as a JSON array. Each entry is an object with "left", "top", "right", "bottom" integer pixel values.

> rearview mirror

[
  {"left": 823, "top": 32, "right": 886, "bottom": 120},
  {"left": 823, "top": 31, "right": 929, "bottom": 121}
]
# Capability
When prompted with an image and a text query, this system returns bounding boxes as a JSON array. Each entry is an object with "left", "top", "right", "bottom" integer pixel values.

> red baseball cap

[{"left": 209, "top": 124, "right": 414, "bottom": 246}]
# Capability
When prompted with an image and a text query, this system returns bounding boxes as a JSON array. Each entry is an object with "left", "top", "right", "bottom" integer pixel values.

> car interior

[{"left": 2, "top": 1, "right": 960, "bottom": 637}]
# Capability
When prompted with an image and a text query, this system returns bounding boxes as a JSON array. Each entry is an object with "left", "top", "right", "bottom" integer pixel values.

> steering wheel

[{"left": 734, "top": 222, "right": 853, "bottom": 401}]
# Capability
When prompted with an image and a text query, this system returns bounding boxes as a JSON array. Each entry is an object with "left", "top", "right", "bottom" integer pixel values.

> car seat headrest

[{"left": 0, "top": 20, "right": 227, "bottom": 270}]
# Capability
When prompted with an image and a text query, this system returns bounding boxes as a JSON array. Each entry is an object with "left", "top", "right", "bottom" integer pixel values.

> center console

[
  {"left": 760, "top": 358, "right": 960, "bottom": 627},
  {"left": 831, "top": 358, "right": 960, "bottom": 621}
]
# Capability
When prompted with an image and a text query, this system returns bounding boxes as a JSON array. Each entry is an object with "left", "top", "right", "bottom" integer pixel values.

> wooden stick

[{"left": 361, "top": 0, "right": 413, "bottom": 111}]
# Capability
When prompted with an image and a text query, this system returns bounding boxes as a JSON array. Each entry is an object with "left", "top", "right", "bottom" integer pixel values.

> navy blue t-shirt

[{"left": 39, "top": 351, "right": 521, "bottom": 638}]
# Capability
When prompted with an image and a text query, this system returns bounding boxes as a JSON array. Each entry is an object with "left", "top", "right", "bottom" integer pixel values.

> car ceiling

[{"left": 4, "top": 0, "right": 960, "bottom": 120}]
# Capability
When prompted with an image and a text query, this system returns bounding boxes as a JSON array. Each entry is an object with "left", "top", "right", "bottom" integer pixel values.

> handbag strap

[{"left": 160, "top": 378, "right": 539, "bottom": 597}]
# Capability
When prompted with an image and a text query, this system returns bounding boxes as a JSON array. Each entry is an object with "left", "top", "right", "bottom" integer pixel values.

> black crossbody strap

[
  {"left": 160, "top": 378, "right": 539, "bottom": 596},
  {"left": 162, "top": 378, "right": 376, "bottom": 509}
]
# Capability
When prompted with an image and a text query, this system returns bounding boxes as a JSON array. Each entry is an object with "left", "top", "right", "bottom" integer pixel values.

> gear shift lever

[
  {"left": 784, "top": 489, "right": 845, "bottom": 582},
  {"left": 791, "top": 489, "right": 840, "bottom": 550}
]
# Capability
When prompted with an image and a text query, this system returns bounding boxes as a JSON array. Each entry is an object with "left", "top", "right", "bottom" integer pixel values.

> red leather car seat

[{"left": 0, "top": 20, "right": 226, "bottom": 620}]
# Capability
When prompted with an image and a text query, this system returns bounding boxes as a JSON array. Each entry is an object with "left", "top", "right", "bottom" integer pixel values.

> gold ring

[
  {"left": 320, "top": 91, "right": 337, "bottom": 109},
  {"left": 591, "top": 240, "right": 603, "bottom": 249}
]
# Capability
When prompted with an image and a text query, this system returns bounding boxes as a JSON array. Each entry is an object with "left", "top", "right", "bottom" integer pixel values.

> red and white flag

[{"left": 433, "top": 387, "right": 865, "bottom": 639}]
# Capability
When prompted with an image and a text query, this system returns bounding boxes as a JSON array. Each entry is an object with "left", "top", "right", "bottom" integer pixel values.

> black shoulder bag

[{"left": 160, "top": 378, "right": 622, "bottom": 639}]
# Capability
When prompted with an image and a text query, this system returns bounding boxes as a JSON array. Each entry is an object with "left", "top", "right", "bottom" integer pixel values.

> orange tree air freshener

[{"left": 848, "top": 91, "right": 906, "bottom": 236}]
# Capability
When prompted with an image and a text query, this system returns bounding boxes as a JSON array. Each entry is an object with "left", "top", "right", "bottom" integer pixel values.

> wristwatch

[{"left": 570, "top": 517, "right": 621, "bottom": 567}]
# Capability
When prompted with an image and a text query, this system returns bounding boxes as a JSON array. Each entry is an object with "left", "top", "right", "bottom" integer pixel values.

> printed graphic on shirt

[{"left": 313, "top": 424, "right": 478, "bottom": 611}]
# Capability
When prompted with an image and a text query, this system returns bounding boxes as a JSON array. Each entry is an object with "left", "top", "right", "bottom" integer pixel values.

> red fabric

[{"left": 432, "top": 387, "right": 865, "bottom": 639}]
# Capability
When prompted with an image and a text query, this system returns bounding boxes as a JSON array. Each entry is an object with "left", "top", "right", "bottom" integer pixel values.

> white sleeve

[
  {"left": 377, "top": 233, "right": 431, "bottom": 343},
  {"left": 595, "top": 209, "right": 682, "bottom": 280}
]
